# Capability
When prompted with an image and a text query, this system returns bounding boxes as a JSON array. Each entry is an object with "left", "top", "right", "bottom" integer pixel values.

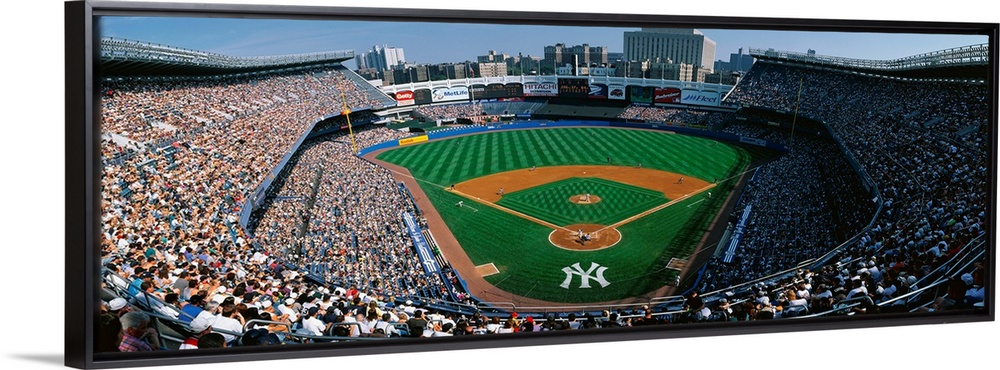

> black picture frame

[{"left": 61, "top": 0, "right": 997, "bottom": 369}]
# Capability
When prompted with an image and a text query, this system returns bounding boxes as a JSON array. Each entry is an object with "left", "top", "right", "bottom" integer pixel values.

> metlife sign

[
  {"left": 431, "top": 86, "right": 470, "bottom": 102},
  {"left": 680, "top": 89, "right": 721, "bottom": 107}
]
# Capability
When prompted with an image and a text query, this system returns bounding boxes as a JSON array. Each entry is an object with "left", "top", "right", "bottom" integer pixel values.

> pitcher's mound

[
  {"left": 550, "top": 224, "right": 622, "bottom": 251},
  {"left": 569, "top": 194, "right": 602, "bottom": 204}
]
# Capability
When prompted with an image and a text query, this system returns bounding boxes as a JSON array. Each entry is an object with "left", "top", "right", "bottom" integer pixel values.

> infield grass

[{"left": 497, "top": 177, "right": 666, "bottom": 226}]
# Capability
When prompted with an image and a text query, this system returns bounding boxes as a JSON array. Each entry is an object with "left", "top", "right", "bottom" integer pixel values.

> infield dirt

[{"left": 453, "top": 165, "right": 708, "bottom": 203}]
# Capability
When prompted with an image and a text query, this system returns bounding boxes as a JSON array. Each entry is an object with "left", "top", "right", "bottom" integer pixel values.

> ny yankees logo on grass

[{"left": 560, "top": 262, "right": 611, "bottom": 289}]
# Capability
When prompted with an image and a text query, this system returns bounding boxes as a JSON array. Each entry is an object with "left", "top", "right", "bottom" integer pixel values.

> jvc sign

[{"left": 680, "top": 89, "right": 721, "bottom": 107}]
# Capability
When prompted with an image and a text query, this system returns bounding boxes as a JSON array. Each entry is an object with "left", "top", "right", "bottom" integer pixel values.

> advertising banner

[
  {"left": 653, "top": 87, "right": 682, "bottom": 104},
  {"left": 558, "top": 78, "right": 589, "bottom": 98},
  {"left": 523, "top": 82, "right": 558, "bottom": 96},
  {"left": 628, "top": 85, "right": 654, "bottom": 104},
  {"left": 413, "top": 89, "right": 433, "bottom": 105},
  {"left": 607, "top": 84, "right": 626, "bottom": 100},
  {"left": 738, "top": 136, "right": 767, "bottom": 147},
  {"left": 432, "top": 86, "right": 470, "bottom": 102},
  {"left": 403, "top": 213, "right": 439, "bottom": 274},
  {"left": 394, "top": 90, "right": 415, "bottom": 106},
  {"left": 588, "top": 84, "right": 607, "bottom": 99},
  {"left": 399, "top": 135, "right": 429, "bottom": 146},
  {"left": 681, "top": 89, "right": 721, "bottom": 106}
]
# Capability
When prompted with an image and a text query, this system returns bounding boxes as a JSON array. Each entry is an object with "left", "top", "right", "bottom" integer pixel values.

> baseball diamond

[{"left": 371, "top": 127, "right": 778, "bottom": 304}]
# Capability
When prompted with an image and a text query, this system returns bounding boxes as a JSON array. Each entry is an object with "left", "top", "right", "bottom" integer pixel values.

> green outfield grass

[
  {"left": 497, "top": 177, "right": 667, "bottom": 226},
  {"left": 376, "top": 126, "right": 776, "bottom": 303}
]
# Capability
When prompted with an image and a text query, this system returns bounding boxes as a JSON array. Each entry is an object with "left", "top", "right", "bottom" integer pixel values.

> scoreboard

[{"left": 470, "top": 83, "right": 524, "bottom": 99}]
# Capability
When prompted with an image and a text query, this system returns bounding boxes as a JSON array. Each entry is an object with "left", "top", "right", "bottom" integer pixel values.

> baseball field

[{"left": 372, "top": 126, "right": 776, "bottom": 304}]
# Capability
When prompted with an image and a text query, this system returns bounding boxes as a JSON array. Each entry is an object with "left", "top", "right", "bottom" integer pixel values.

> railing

[
  {"left": 101, "top": 37, "right": 354, "bottom": 69},
  {"left": 749, "top": 44, "right": 988, "bottom": 71}
]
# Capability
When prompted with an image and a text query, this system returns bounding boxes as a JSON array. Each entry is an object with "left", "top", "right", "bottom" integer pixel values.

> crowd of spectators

[
  {"left": 98, "top": 65, "right": 425, "bottom": 351},
  {"left": 619, "top": 105, "right": 731, "bottom": 127},
  {"left": 699, "top": 124, "right": 871, "bottom": 291},
  {"left": 250, "top": 125, "right": 456, "bottom": 303},
  {"left": 694, "top": 60, "right": 988, "bottom": 317},
  {"left": 413, "top": 102, "right": 485, "bottom": 121},
  {"left": 413, "top": 101, "right": 548, "bottom": 124},
  {"left": 312, "top": 68, "right": 392, "bottom": 109},
  {"left": 101, "top": 66, "right": 380, "bottom": 147}
]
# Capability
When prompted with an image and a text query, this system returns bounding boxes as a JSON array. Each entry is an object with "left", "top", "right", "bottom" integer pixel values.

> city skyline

[{"left": 99, "top": 15, "right": 988, "bottom": 70}]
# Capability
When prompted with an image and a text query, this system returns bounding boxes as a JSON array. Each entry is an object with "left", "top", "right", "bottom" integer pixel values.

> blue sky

[{"left": 99, "top": 15, "right": 987, "bottom": 68}]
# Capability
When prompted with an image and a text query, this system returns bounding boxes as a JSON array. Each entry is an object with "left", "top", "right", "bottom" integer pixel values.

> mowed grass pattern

[
  {"left": 378, "top": 127, "right": 742, "bottom": 186},
  {"left": 497, "top": 177, "right": 666, "bottom": 226},
  {"left": 377, "top": 127, "right": 774, "bottom": 302}
]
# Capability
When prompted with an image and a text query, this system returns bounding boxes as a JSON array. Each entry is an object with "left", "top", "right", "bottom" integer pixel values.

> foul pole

[
  {"left": 340, "top": 90, "right": 358, "bottom": 154},
  {"left": 789, "top": 77, "right": 804, "bottom": 149}
]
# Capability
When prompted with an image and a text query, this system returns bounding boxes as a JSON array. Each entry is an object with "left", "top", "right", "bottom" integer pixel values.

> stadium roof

[
  {"left": 749, "top": 43, "right": 989, "bottom": 82},
  {"left": 100, "top": 38, "right": 355, "bottom": 77}
]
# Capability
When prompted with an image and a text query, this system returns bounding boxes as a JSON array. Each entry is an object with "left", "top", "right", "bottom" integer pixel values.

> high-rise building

[
  {"left": 623, "top": 28, "right": 716, "bottom": 73},
  {"left": 729, "top": 47, "right": 755, "bottom": 73},
  {"left": 544, "top": 43, "right": 566, "bottom": 67},
  {"left": 507, "top": 53, "right": 541, "bottom": 75},
  {"left": 386, "top": 64, "right": 428, "bottom": 84},
  {"left": 478, "top": 50, "right": 509, "bottom": 64},
  {"left": 714, "top": 48, "right": 756, "bottom": 73},
  {"left": 612, "top": 59, "right": 648, "bottom": 78},
  {"left": 355, "top": 45, "right": 406, "bottom": 74},
  {"left": 649, "top": 61, "right": 694, "bottom": 81},
  {"left": 476, "top": 62, "right": 508, "bottom": 77},
  {"left": 428, "top": 63, "right": 469, "bottom": 80},
  {"left": 543, "top": 43, "right": 609, "bottom": 72}
]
